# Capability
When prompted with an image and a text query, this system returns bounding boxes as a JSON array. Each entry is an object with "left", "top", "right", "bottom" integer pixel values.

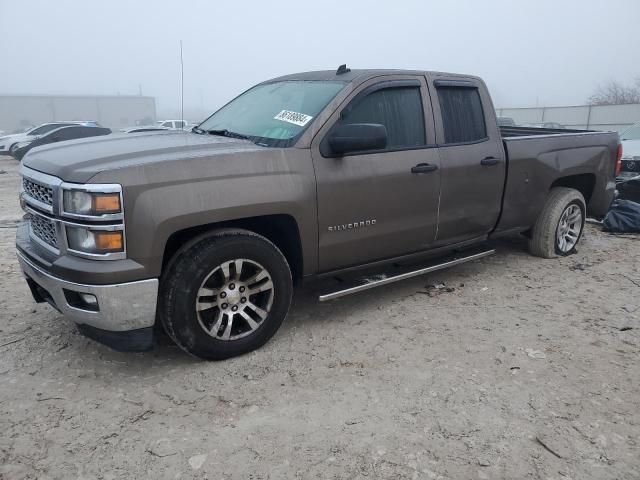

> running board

[{"left": 318, "top": 249, "right": 495, "bottom": 302}]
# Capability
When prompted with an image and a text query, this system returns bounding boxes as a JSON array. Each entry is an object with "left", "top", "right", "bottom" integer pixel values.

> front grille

[
  {"left": 30, "top": 214, "right": 58, "bottom": 249},
  {"left": 23, "top": 178, "right": 54, "bottom": 207},
  {"left": 623, "top": 160, "right": 639, "bottom": 172}
]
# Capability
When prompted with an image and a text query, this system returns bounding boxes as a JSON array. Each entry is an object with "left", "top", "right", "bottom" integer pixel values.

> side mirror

[{"left": 328, "top": 123, "right": 387, "bottom": 155}]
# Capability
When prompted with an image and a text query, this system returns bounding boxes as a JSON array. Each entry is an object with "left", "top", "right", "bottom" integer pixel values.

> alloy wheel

[
  {"left": 195, "top": 258, "right": 274, "bottom": 341},
  {"left": 556, "top": 204, "right": 583, "bottom": 253}
]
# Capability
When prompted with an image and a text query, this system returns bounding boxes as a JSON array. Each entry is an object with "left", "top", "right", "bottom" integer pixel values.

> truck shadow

[
  {"left": 281, "top": 235, "right": 531, "bottom": 333},
  {"left": 81, "top": 234, "right": 531, "bottom": 371}
]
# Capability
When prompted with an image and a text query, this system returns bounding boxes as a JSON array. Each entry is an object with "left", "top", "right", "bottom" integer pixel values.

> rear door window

[{"left": 436, "top": 86, "right": 487, "bottom": 144}]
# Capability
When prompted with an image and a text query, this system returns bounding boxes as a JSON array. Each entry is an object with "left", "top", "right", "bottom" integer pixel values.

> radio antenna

[{"left": 180, "top": 40, "right": 184, "bottom": 126}]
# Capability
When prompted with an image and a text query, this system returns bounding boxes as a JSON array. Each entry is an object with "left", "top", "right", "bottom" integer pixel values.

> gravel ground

[{"left": 0, "top": 155, "right": 638, "bottom": 480}]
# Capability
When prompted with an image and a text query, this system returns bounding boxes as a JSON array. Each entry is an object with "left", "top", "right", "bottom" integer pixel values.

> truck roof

[{"left": 269, "top": 69, "right": 477, "bottom": 84}]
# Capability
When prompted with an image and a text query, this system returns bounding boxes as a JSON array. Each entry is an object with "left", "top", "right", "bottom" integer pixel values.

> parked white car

[
  {"left": 0, "top": 121, "right": 99, "bottom": 155},
  {"left": 156, "top": 119, "right": 190, "bottom": 130},
  {"left": 619, "top": 122, "right": 640, "bottom": 180},
  {"left": 120, "top": 126, "right": 171, "bottom": 134}
]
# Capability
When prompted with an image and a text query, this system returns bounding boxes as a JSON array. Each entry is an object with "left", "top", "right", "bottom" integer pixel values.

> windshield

[
  {"left": 198, "top": 81, "right": 345, "bottom": 147},
  {"left": 29, "top": 123, "right": 71, "bottom": 136},
  {"left": 620, "top": 123, "right": 640, "bottom": 141}
]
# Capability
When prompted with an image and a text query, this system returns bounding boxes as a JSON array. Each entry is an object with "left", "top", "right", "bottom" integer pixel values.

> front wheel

[
  {"left": 159, "top": 230, "right": 292, "bottom": 360},
  {"left": 528, "top": 187, "right": 586, "bottom": 258}
]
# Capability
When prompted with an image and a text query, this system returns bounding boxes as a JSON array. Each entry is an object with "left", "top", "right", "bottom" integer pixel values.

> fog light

[
  {"left": 79, "top": 293, "right": 98, "bottom": 306},
  {"left": 63, "top": 289, "right": 99, "bottom": 312}
]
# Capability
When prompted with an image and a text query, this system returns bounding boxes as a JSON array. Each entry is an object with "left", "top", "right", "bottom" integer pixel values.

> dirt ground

[{"left": 0, "top": 155, "right": 638, "bottom": 480}]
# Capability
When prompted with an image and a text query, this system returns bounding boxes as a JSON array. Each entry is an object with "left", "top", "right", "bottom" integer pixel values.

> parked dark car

[
  {"left": 496, "top": 116, "right": 516, "bottom": 127},
  {"left": 12, "top": 126, "right": 111, "bottom": 161}
]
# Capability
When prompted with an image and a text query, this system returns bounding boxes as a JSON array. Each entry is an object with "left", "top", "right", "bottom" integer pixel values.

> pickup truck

[{"left": 16, "top": 67, "right": 621, "bottom": 360}]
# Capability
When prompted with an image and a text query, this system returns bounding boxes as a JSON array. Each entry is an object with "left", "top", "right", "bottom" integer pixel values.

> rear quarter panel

[{"left": 497, "top": 132, "right": 618, "bottom": 232}]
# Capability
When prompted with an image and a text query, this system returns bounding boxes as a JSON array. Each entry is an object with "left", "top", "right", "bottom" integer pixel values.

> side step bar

[{"left": 318, "top": 249, "right": 495, "bottom": 302}]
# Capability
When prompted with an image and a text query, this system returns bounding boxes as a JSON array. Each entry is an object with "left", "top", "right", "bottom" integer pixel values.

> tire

[
  {"left": 528, "top": 187, "right": 586, "bottom": 258},
  {"left": 159, "top": 230, "right": 292, "bottom": 360}
]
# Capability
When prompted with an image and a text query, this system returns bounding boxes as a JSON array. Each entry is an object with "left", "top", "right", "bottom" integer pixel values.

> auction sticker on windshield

[{"left": 274, "top": 110, "right": 313, "bottom": 127}]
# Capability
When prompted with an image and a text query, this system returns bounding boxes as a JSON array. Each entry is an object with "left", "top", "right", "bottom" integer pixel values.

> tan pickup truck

[{"left": 16, "top": 66, "right": 620, "bottom": 359}]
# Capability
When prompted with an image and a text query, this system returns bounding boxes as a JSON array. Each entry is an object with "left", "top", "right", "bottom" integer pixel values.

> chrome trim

[
  {"left": 20, "top": 165, "right": 63, "bottom": 188},
  {"left": 20, "top": 167, "right": 61, "bottom": 214},
  {"left": 24, "top": 206, "right": 61, "bottom": 253},
  {"left": 318, "top": 249, "right": 495, "bottom": 302},
  {"left": 17, "top": 250, "right": 158, "bottom": 332},
  {"left": 29, "top": 217, "right": 61, "bottom": 255},
  {"left": 19, "top": 165, "right": 127, "bottom": 261},
  {"left": 25, "top": 207, "right": 127, "bottom": 261},
  {"left": 62, "top": 217, "right": 127, "bottom": 260},
  {"left": 59, "top": 182, "right": 124, "bottom": 222},
  {"left": 20, "top": 191, "right": 53, "bottom": 214}
]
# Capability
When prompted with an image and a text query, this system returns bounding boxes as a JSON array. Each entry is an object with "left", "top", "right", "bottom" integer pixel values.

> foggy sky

[{"left": 1, "top": 0, "right": 638, "bottom": 119}]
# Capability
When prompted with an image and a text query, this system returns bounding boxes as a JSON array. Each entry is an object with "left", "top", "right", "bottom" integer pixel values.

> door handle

[
  {"left": 411, "top": 163, "right": 438, "bottom": 174},
  {"left": 480, "top": 157, "right": 500, "bottom": 166}
]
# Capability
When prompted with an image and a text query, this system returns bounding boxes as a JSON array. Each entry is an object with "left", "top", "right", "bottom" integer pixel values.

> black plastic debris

[{"left": 603, "top": 199, "right": 640, "bottom": 233}]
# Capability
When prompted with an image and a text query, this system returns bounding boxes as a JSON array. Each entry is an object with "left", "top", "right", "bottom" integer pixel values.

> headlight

[
  {"left": 15, "top": 141, "right": 32, "bottom": 149},
  {"left": 63, "top": 190, "right": 122, "bottom": 216},
  {"left": 66, "top": 226, "right": 124, "bottom": 254}
]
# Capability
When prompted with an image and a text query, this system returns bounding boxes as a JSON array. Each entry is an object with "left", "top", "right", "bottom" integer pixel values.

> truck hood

[
  {"left": 621, "top": 139, "right": 640, "bottom": 158},
  {"left": 22, "top": 131, "right": 264, "bottom": 183}
]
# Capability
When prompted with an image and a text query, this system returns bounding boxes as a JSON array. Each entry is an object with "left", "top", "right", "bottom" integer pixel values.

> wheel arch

[
  {"left": 161, "top": 214, "right": 304, "bottom": 284},
  {"left": 550, "top": 173, "right": 595, "bottom": 203}
]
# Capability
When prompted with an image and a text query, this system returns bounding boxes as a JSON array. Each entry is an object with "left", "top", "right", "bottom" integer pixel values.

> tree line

[{"left": 588, "top": 78, "right": 640, "bottom": 105}]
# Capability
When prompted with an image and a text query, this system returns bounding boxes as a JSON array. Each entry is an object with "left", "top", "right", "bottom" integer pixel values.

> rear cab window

[{"left": 435, "top": 83, "right": 488, "bottom": 144}]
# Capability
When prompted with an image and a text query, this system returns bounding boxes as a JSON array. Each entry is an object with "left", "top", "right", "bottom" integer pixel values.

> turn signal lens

[
  {"left": 63, "top": 188, "right": 122, "bottom": 216},
  {"left": 93, "top": 193, "right": 121, "bottom": 213},
  {"left": 66, "top": 226, "right": 124, "bottom": 254},
  {"left": 95, "top": 231, "right": 123, "bottom": 251}
]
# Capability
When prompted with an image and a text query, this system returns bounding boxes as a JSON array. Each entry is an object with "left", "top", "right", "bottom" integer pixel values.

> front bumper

[
  {"left": 617, "top": 172, "right": 640, "bottom": 183},
  {"left": 17, "top": 249, "right": 159, "bottom": 350}
]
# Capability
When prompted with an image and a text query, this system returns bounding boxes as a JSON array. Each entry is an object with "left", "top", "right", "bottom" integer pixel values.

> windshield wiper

[
  {"left": 206, "top": 129, "right": 250, "bottom": 140},
  {"left": 191, "top": 126, "right": 206, "bottom": 134}
]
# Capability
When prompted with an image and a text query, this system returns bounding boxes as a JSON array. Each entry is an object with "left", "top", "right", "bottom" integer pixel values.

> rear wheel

[
  {"left": 528, "top": 187, "right": 586, "bottom": 258},
  {"left": 159, "top": 230, "right": 292, "bottom": 360}
]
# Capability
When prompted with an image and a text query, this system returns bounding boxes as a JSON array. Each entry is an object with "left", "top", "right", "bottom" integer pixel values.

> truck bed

[
  {"left": 495, "top": 128, "right": 618, "bottom": 231},
  {"left": 500, "top": 126, "right": 594, "bottom": 138}
]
